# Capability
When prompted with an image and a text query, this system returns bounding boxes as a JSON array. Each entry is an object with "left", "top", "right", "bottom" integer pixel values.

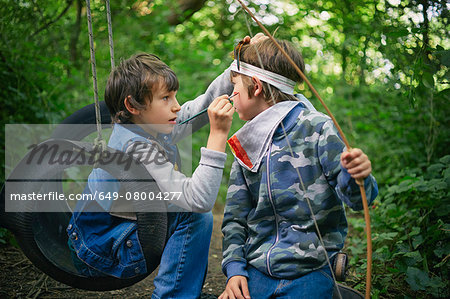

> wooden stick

[{"left": 178, "top": 93, "right": 238, "bottom": 125}]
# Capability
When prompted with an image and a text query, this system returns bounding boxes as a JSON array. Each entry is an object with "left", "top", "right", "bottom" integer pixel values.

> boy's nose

[{"left": 172, "top": 99, "right": 181, "bottom": 112}]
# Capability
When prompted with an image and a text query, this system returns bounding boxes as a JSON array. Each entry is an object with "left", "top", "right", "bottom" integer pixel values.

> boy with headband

[{"left": 219, "top": 37, "right": 378, "bottom": 298}]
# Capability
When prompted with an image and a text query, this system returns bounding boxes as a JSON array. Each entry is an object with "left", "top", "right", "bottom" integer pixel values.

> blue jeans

[
  {"left": 246, "top": 264, "right": 334, "bottom": 299},
  {"left": 152, "top": 211, "right": 213, "bottom": 299}
]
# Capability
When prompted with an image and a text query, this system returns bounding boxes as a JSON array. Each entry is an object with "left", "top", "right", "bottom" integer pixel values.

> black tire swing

[{"left": 0, "top": 0, "right": 168, "bottom": 291}]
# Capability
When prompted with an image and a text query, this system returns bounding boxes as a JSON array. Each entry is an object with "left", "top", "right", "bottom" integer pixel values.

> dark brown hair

[
  {"left": 105, "top": 53, "right": 179, "bottom": 123},
  {"left": 231, "top": 38, "right": 305, "bottom": 104}
]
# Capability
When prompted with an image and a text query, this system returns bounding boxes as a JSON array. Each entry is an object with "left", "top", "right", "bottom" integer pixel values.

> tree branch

[{"left": 32, "top": 0, "right": 74, "bottom": 37}]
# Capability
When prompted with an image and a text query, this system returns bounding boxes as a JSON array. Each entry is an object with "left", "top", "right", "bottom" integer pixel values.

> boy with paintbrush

[{"left": 67, "top": 34, "right": 264, "bottom": 298}]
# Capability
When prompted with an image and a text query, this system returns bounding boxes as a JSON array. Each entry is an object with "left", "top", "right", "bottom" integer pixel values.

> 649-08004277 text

[{"left": 9, "top": 191, "right": 182, "bottom": 201}]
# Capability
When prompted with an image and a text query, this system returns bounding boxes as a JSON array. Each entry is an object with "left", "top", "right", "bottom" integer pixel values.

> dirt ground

[{"left": 0, "top": 207, "right": 227, "bottom": 298}]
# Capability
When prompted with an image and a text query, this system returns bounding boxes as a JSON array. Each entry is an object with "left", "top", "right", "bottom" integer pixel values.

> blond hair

[{"left": 231, "top": 38, "right": 304, "bottom": 104}]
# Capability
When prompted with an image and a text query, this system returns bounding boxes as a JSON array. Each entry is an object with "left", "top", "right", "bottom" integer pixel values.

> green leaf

[
  {"left": 422, "top": 72, "right": 435, "bottom": 89},
  {"left": 409, "top": 227, "right": 420, "bottom": 237},
  {"left": 412, "top": 234, "right": 424, "bottom": 249},
  {"left": 386, "top": 28, "right": 409, "bottom": 38},
  {"left": 405, "top": 267, "right": 430, "bottom": 291},
  {"left": 403, "top": 251, "right": 423, "bottom": 266},
  {"left": 433, "top": 181, "right": 448, "bottom": 191},
  {"left": 428, "top": 276, "right": 447, "bottom": 296},
  {"left": 444, "top": 168, "right": 450, "bottom": 187},
  {"left": 440, "top": 155, "right": 450, "bottom": 165},
  {"left": 377, "top": 232, "right": 399, "bottom": 241},
  {"left": 427, "top": 163, "right": 444, "bottom": 174},
  {"left": 387, "top": 267, "right": 400, "bottom": 274},
  {"left": 434, "top": 242, "right": 450, "bottom": 258},
  {"left": 0, "top": 229, "right": 7, "bottom": 244},
  {"left": 436, "top": 49, "right": 450, "bottom": 67}
]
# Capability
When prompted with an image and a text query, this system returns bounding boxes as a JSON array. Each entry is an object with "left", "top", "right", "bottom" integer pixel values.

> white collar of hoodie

[{"left": 228, "top": 101, "right": 300, "bottom": 172}]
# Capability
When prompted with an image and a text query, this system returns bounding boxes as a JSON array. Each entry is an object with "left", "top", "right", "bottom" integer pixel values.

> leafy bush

[{"left": 346, "top": 155, "right": 450, "bottom": 298}]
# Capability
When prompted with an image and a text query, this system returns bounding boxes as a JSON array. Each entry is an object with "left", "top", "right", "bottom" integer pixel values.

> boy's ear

[
  {"left": 123, "top": 95, "right": 140, "bottom": 115},
  {"left": 251, "top": 76, "right": 263, "bottom": 97}
]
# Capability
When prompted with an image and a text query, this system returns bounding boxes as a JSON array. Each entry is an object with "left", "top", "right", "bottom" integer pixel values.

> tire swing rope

[{"left": 85, "top": 0, "right": 115, "bottom": 163}]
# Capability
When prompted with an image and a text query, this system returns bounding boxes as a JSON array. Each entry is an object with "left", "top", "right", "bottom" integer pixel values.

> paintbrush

[{"left": 178, "top": 92, "right": 239, "bottom": 125}]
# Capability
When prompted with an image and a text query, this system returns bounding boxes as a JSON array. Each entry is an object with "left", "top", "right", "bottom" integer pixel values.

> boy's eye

[{"left": 162, "top": 96, "right": 169, "bottom": 101}]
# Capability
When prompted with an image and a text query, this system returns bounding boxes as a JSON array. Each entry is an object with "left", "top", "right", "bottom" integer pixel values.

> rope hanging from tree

[
  {"left": 105, "top": 0, "right": 115, "bottom": 69},
  {"left": 85, "top": 0, "right": 102, "bottom": 146},
  {"left": 85, "top": 0, "right": 115, "bottom": 153}
]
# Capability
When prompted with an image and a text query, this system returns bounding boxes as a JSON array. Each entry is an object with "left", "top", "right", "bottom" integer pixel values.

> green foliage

[
  {"left": 0, "top": 227, "right": 18, "bottom": 247},
  {"left": 346, "top": 156, "right": 450, "bottom": 297},
  {"left": 0, "top": 228, "right": 7, "bottom": 245}
]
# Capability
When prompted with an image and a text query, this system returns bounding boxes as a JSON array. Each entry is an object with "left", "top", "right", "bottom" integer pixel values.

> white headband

[{"left": 230, "top": 60, "right": 296, "bottom": 95}]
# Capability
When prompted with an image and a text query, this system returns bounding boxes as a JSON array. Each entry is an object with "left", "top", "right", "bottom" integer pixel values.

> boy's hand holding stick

[
  {"left": 178, "top": 93, "right": 239, "bottom": 125},
  {"left": 204, "top": 94, "right": 236, "bottom": 153},
  {"left": 340, "top": 148, "right": 372, "bottom": 180}
]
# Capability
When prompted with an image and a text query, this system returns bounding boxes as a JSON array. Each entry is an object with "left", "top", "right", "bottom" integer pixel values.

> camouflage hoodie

[{"left": 222, "top": 100, "right": 378, "bottom": 280}]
